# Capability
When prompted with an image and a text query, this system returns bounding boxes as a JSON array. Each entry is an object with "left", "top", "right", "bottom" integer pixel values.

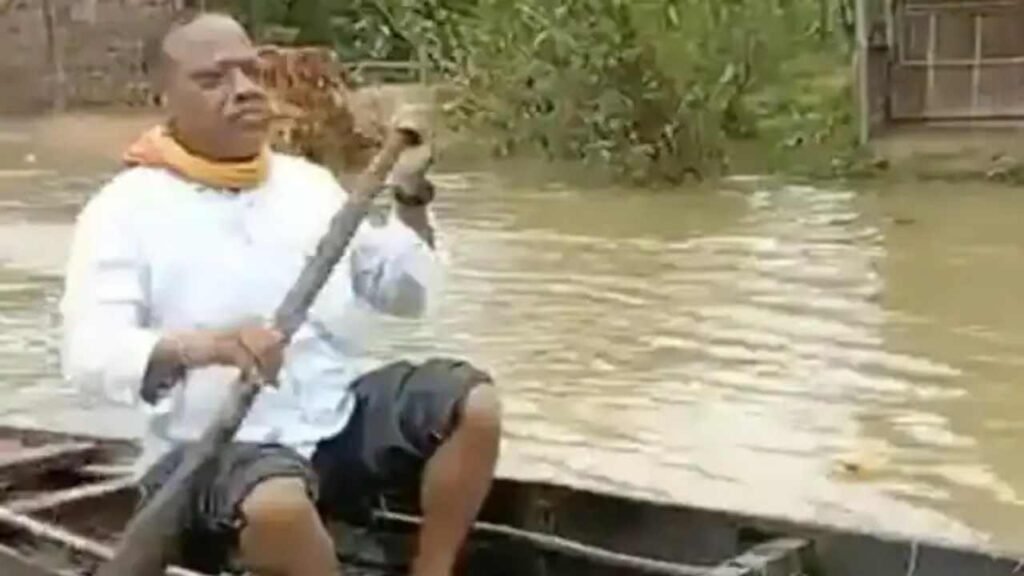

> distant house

[
  {"left": 857, "top": 0, "right": 1024, "bottom": 141},
  {"left": 0, "top": 0, "right": 171, "bottom": 113}
]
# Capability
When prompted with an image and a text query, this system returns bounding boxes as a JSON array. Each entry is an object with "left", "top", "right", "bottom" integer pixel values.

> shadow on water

[{"left": 3, "top": 113, "right": 1024, "bottom": 551}]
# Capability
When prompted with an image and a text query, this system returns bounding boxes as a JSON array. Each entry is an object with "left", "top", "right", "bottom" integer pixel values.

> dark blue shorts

[{"left": 136, "top": 357, "right": 493, "bottom": 573}]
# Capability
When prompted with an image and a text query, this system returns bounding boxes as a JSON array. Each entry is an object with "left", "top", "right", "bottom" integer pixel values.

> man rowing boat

[{"left": 59, "top": 10, "right": 501, "bottom": 576}]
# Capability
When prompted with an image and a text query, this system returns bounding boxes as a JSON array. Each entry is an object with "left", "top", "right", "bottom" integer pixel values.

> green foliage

[
  {"left": 433, "top": 1, "right": 716, "bottom": 184},
  {"left": 437, "top": 0, "right": 859, "bottom": 185},
  {"left": 235, "top": 0, "right": 862, "bottom": 186}
]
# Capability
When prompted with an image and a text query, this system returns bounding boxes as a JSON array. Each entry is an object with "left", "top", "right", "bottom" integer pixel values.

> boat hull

[{"left": 0, "top": 424, "right": 1018, "bottom": 576}]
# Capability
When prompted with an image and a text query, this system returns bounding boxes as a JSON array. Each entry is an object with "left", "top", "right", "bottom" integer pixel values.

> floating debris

[{"left": 831, "top": 446, "right": 892, "bottom": 482}]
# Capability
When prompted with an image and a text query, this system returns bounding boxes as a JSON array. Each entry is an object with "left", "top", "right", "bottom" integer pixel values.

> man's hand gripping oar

[{"left": 95, "top": 116, "right": 425, "bottom": 576}]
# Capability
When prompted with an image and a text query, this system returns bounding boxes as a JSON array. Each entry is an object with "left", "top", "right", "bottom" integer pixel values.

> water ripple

[{"left": 2, "top": 157, "right": 1022, "bottom": 550}]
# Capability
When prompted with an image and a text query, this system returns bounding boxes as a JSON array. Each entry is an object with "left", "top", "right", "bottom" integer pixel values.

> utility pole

[
  {"left": 855, "top": 0, "right": 870, "bottom": 144},
  {"left": 41, "top": 0, "right": 67, "bottom": 111}
]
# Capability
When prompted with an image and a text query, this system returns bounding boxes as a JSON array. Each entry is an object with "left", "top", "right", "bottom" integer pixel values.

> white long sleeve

[
  {"left": 349, "top": 209, "right": 441, "bottom": 317},
  {"left": 60, "top": 179, "right": 161, "bottom": 407},
  {"left": 58, "top": 153, "right": 445, "bottom": 468},
  {"left": 301, "top": 164, "right": 443, "bottom": 319}
]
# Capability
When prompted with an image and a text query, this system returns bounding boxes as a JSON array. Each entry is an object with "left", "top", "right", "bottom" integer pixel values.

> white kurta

[{"left": 59, "top": 153, "right": 442, "bottom": 474}]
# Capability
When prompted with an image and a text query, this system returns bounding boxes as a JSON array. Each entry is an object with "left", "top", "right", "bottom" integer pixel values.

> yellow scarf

[{"left": 123, "top": 125, "right": 270, "bottom": 190}]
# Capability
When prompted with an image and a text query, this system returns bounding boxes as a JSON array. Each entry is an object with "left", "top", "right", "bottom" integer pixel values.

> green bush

[{"left": 236, "top": 0, "right": 862, "bottom": 185}]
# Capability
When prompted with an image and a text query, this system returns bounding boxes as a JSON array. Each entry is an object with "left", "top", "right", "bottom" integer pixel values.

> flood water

[{"left": 2, "top": 113, "right": 1024, "bottom": 553}]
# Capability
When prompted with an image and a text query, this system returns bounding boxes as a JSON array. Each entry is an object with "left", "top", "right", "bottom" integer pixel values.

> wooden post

[
  {"left": 925, "top": 8, "right": 937, "bottom": 115},
  {"left": 855, "top": 0, "right": 871, "bottom": 144},
  {"left": 971, "top": 13, "right": 982, "bottom": 114},
  {"left": 76, "top": 0, "right": 97, "bottom": 23},
  {"left": 40, "top": 0, "right": 67, "bottom": 111},
  {"left": 417, "top": 44, "right": 428, "bottom": 85},
  {"left": 818, "top": 0, "right": 830, "bottom": 41},
  {"left": 882, "top": 0, "right": 893, "bottom": 63}
]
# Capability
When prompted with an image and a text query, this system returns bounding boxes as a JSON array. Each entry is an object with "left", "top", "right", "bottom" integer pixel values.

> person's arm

[
  {"left": 300, "top": 153, "right": 442, "bottom": 321},
  {"left": 60, "top": 188, "right": 164, "bottom": 407},
  {"left": 61, "top": 187, "right": 283, "bottom": 407},
  {"left": 139, "top": 327, "right": 284, "bottom": 403},
  {"left": 348, "top": 127, "right": 442, "bottom": 318},
  {"left": 348, "top": 177, "right": 442, "bottom": 318}
]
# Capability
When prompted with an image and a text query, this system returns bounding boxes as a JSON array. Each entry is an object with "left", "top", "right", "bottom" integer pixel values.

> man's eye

[{"left": 194, "top": 72, "right": 223, "bottom": 87}]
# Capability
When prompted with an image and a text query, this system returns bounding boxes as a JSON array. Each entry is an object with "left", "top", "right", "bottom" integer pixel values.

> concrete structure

[
  {"left": 857, "top": 0, "right": 1024, "bottom": 141},
  {"left": 0, "top": 0, "right": 172, "bottom": 113}
]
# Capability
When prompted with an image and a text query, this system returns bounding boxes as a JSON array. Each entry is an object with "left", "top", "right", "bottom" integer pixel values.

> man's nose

[{"left": 231, "top": 69, "right": 265, "bottom": 101}]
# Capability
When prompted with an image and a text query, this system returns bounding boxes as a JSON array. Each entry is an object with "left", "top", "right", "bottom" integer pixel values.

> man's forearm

[
  {"left": 138, "top": 331, "right": 222, "bottom": 404},
  {"left": 140, "top": 336, "right": 188, "bottom": 405}
]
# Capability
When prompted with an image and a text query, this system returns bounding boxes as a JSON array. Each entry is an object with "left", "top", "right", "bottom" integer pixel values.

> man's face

[{"left": 162, "top": 15, "right": 271, "bottom": 160}]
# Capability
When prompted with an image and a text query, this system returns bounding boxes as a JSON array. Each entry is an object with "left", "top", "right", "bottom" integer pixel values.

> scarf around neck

[{"left": 122, "top": 125, "right": 271, "bottom": 191}]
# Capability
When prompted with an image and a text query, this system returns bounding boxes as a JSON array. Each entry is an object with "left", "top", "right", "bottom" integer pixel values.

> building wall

[
  {"left": 889, "top": 0, "right": 1024, "bottom": 120},
  {"left": 0, "top": 0, "right": 172, "bottom": 114}
]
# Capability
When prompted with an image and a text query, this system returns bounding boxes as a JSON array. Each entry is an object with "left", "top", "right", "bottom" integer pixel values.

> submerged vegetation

[{"left": 222, "top": 0, "right": 865, "bottom": 185}]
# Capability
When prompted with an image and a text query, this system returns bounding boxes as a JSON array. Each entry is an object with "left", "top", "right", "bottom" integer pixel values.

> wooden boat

[{"left": 0, "top": 424, "right": 1019, "bottom": 576}]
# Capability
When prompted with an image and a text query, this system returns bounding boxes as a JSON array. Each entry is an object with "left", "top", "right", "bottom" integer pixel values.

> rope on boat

[
  {"left": 7, "top": 477, "right": 135, "bottom": 514},
  {"left": 373, "top": 509, "right": 708, "bottom": 576},
  {"left": 0, "top": 505, "right": 202, "bottom": 576}
]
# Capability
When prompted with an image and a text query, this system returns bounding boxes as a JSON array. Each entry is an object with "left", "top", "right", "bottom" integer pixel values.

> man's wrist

[
  {"left": 394, "top": 196, "right": 436, "bottom": 248},
  {"left": 389, "top": 178, "right": 435, "bottom": 207}
]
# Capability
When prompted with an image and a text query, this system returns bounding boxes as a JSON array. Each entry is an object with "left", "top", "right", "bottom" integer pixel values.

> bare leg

[
  {"left": 411, "top": 384, "right": 503, "bottom": 576},
  {"left": 237, "top": 477, "right": 340, "bottom": 576}
]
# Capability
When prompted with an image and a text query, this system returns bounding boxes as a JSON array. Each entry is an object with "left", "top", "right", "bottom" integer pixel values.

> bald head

[
  {"left": 148, "top": 11, "right": 271, "bottom": 161},
  {"left": 163, "top": 13, "right": 251, "bottom": 72},
  {"left": 147, "top": 12, "right": 251, "bottom": 87}
]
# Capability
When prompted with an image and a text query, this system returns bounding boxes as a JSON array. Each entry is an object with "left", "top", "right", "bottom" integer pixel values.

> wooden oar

[{"left": 94, "top": 124, "right": 422, "bottom": 576}]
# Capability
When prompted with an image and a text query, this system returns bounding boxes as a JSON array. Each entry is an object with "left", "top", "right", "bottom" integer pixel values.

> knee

[
  {"left": 237, "top": 477, "right": 336, "bottom": 574},
  {"left": 240, "top": 476, "right": 319, "bottom": 534},
  {"left": 459, "top": 382, "right": 502, "bottom": 437}
]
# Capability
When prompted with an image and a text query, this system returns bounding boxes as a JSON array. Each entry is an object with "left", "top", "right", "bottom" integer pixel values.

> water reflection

[
  {"left": 365, "top": 175, "right": 986, "bottom": 545},
  {"left": 3, "top": 116, "right": 1024, "bottom": 551}
]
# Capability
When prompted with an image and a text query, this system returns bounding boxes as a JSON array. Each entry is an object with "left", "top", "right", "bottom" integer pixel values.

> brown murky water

[{"left": 2, "top": 113, "right": 1024, "bottom": 552}]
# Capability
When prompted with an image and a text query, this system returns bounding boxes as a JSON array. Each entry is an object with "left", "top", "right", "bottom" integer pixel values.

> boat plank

[
  {"left": 7, "top": 477, "right": 136, "bottom": 514},
  {"left": 77, "top": 464, "right": 133, "bottom": 480},
  {"left": 0, "top": 443, "right": 99, "bottom": 484},
  {"left": 0, "top": 506, "right": 204, "bottom": 576},
  {"left": 0, "top": 543, "right": 65, "bottom": 576},
  {"left": 703, "top": 538, "right": 810, "bottom": 576}
]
